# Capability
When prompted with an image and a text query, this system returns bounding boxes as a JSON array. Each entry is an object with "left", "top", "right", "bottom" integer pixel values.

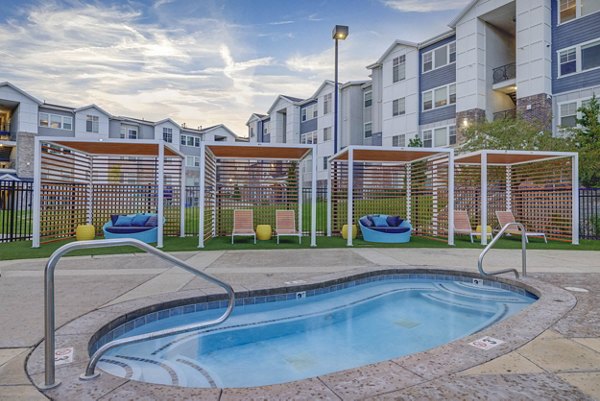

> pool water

[{"left": 96, "top": 278, "right": 535, "bottom": 388}]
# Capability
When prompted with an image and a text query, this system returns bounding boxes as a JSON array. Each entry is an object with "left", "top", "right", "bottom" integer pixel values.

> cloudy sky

[{"left": 0, "top": 0, "right": 470, "bottom": 135}]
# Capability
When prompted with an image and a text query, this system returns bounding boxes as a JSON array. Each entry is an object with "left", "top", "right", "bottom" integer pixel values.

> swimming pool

[{"left": 93, "top": 274, "right": 536, "bottom": 388}]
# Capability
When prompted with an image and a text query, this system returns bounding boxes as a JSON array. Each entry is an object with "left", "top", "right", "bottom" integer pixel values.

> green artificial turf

[{"left": 0, "top": 234, "right": 598, "bottom": 261}]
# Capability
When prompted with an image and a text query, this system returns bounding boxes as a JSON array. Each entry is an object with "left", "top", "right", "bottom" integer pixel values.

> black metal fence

[
  {"left": 580, "top": 188, "right": 600, "bottom": 240},
  {"left": 0, "top": 180, "right": 33, "bottom": 243}
]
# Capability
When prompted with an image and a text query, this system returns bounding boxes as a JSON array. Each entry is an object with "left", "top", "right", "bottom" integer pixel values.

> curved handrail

[
  {"left": 477, "top": 222, "right": 527, "bottom": 279},
  {"left": 42, "top": 238, "right": 235, "bottom": 389}
]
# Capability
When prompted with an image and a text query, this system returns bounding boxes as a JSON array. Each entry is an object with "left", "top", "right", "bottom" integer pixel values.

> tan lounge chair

[
  {"left": 231, "top": 210, "right": 256, "bottom": 244},
  {"left": 495, "top": 210, "right": 547, "bottom": 243},
  {"left": 454, "top": 210, "right": 491, "bottom": 243},
  {"left": 275, "top": 210, "right": 302, "bottom": 244}
]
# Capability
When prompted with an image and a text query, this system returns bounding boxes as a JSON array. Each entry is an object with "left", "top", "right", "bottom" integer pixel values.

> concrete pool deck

[{"left": 0, "top": 247, "right": 599, "bottom": 400}]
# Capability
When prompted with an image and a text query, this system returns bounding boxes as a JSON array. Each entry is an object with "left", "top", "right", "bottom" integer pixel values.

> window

[
  {"left": 38, "top": 112, "right": 72, "bottom": 130},
  {"left": 323, "top": 93, "right": 332, "bottom": 114},
  {"left": 559, "top": 0, "right": 600, "bottom": 23},
  {"left": 185, "top": 156, "right": 200, "bottom": 167},
  {"left": 250, "top": 127, "right": 255, "bottom": 138},
  {"left": 392, "top": 134, "right": 405, "bottom": 147},
  {"left": 422, "top": 130, "right": 432, "bottom": 147},
  {"left": 582, "top": 40, "right": 600, "bottom": 71},
  {"left": 301, "top": 103, "right": 318, "bottom": 121},
  {"left": 323, "top": 126, "right": 332, "bottom": 141},
  {"left": 163, "top": 127, "right": 173, "bottom": 143},
  {"left": 263, "top": 121, "right": 270, "bottom": 135},
  {"left": 364, "top": 122, "right": 372, "bottom": 138},
  {"left": 423, "top": 91, "right": 433, "bottom": 111},
  {"left": 559, "top": 48, "right": 577, "bottom": 76},
  {"left": 120, "top": 124, "right": 138, "bottom": 139},
  {"left": 181, "top": 134, "right": 201, "bottom": 147},
  {"left": 301, "top": 131, "right": 317, "bottom": 144},
  {"left": 422, "top": 83, "right": 456, "bottom": 111},
  {"left": 560, "top": 102, "right": 578, "bottom": 127},
  {"left": 392, "top": 55, "right": 406, "bottom": 82},
  {"left": 392, "top": 98, "right": 405, "bottom": 116},
  {"left": 86, "top": 115, "right": 99, "bottom": 133},
  {"left": 323, "top": 157, "right": 328, "bottom": 170},
  {"left": 434, "top": 127, "right": 447, "bottom": 147},
  {"left": 364, "top": 90, "right": 372, "bottom": 107},
  {"left": 422, "top": 41, "right": 456, "bottom": 72},
  {"left": 449, "top": 125, "right": 457, "bottom": 145}
]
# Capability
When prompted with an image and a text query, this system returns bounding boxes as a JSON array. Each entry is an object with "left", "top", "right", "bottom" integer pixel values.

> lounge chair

[
  {"left": 275, "top": 210, "right": 302, "bottom": 244},
  {"left": 495, "top": 210, "right": 547, "bottom": 243},
  {"left": 231, "top": 210, "right": 256, "bottom": 244},
  {"left": 103, "top": 213, "right": 160, "bottom": 244},
  {"left": 358, "top": 215, "right": 411, "bottom": 243},
  {"left": 454, "top": 210, "right": 492, "bottom": 243}
]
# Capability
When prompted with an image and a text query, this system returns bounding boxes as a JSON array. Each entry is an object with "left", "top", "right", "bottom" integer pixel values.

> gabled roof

[
  {"left": 366, "top": 40, "right": 418, "bottom": 69},
  {"left": 448, "top": 0, "right": 479, "bottom": 28},
  {"left": 0, "top": 173, "right": 20, "bottom": 181},
  {"left": 309, "top": 80, "right": 335, "bottom": 100},
  {"left": 154, "top": 118, "right": 181, "bottom": 129},
  {"left": 246, "top": 113, "right": 266, "bottom": 125},
  {"left": 281, "top": 95, "right": 304, "bottom": 103},
  {"left": 0, "top": 82, "right": 42, "bottom": 105},
  {"left": 75, "top": 104, "right": 112, "bottom": 117},
  {"left": 341, "top": 80, "right": 371, "bottom": 89},
  {"left": 267, "top": 94, "right": 305, "bottom": 114},
  {"left": 419, "top": 30, "right": 455, "bottom": 49},
  {"left": 201, "top": 124, "right": 238, "bottom": 138},
  {"left": 40, "top": 102, "right": 75, "bottom": 112}
]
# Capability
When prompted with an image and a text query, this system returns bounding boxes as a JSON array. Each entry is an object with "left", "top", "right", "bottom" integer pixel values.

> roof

[
  {"left": 39, "top": 138, "right": 183, "bottom": 158},
  {"left": 0, "top": 82, "right": 42, "bottom": 105},
  {"left": 331, "top": 146, "right": 452, "bottom": 163},
  {"left": 448, "top": 0, "right": 479, "bottom": 28},
  {"left": 266, "top": 94, "right": 305, "bottom": 114},
  {"left": 201, "top": 124, "right": 239, "bottom": 138},
  {"left": 309, "top": 80, "right": 335, "bottom": 99},
  {"left": 281, "top": 95, "right": 304, "bottom": 103},
  {"left": 341, "top": 80, "right": 371, "bottom": 90},
  {"left": 74, "top": 104, "right": 112, "bottom": 117},
  {"left": 154, "top": 118, "right": 181, "bottom": 128},
  {"left": 204, "top": 143, "right": 313, "bottom": 160},
  {"left": 455, "top": 150, "right": 577, "bottom": 165},
  {"left": 366, "top": 40, "right": 418, "bottom": 69},
  {"left": 245, "top": 113, "right": 266, "bottom": 125}
]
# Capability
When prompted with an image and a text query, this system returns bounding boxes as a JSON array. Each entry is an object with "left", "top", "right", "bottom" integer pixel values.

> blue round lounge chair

[{"left": 358, "top": 214, "right": 412, "bottom": 243}]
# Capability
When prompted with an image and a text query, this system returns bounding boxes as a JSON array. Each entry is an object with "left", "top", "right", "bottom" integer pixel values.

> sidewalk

[{"left": 1, "top": 248, "right": 599, "bottom": 400}]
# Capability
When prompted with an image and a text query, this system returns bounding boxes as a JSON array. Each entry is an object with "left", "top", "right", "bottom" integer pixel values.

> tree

[
  {"left": 408, "top": 136, "right": 422, "bottom": 147},
  {"left": 566, "top": 95, "right": 600, "bottom": 187},
  {"left": 458, "top": 116, "right": 569, "bottom": 153}
]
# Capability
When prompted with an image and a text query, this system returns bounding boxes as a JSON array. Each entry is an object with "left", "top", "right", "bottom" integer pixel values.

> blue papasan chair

[
  {"left": 103, "top": 213, "right": 160, "bottom": 244},
  {"left": 358, "top": 214, "right": 412, "bottom": 243}
]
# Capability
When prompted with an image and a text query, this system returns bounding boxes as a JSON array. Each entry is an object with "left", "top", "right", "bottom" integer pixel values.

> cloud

[
  {"left": 268, "top": 20, "right": 294, "bottom": 25},
  {"left": 381, "top": 0, "right": 470, "bottom": 13}
]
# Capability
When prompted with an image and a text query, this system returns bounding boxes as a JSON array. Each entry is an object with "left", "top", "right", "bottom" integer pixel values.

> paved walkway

[{"left": 0, "top": 248, "right": 599, "bottom": 400}]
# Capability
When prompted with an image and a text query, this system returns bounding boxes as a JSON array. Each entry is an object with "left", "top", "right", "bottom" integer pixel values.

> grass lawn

[{"left": 0, "top": 234, "right": 598, "bottom": 261}]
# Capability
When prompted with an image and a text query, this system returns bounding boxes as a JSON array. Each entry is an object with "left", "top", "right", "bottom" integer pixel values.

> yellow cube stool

[
  {"left": 76, "top": 224, "right": 95, "bottom": 241},
  {"left": 475, "top": 225, "right": 493, "bottom": 239},
  {"left": 342, "top": 224, "right": 358, "bottom": 240},
  {"left": 256, "top": 224, "right": 272, "bottom": 241}
]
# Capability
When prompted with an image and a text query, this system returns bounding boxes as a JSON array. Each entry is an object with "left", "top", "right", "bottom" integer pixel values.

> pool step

[
  {"left": 421, "top": 293, "right": 499, "bottom": 315},
  {"left": 436, "top": 282, "right": 528, "bottom": 304}
]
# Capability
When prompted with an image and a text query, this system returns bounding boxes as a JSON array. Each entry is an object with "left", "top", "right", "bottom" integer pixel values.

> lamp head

[{"left": 332, "top": 25, "right": 349, "bottom": 40}]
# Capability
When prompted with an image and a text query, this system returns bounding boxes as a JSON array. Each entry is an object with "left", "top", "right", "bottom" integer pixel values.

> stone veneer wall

[
  {"left": 16, "top": 132, "right": 35, "bottom": 179},
  {"left": 516, "top": 93, "right": 552, "bottom": 129},
  {"left": 455, "top": 108, "right": 486, "bottom": 144}
]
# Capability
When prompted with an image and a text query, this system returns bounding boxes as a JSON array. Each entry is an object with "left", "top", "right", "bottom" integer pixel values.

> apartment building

[
  {"left": 248, "top": 0, "right": 599, "bottom": 178},
  {"left": 0, "top": 82, "right": 239, "bottom": 184}
]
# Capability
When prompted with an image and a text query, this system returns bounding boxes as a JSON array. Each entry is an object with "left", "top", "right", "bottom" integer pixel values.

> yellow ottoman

[
  {"left": 475, "top": 225, "right": 493, "bottom": 239},
  {"left": 76, "top": 224, "right": 95, "bottom": 241},
  {"left": 256, "top": 224, "right": 272, "bottom": 241},
  {"left": 342, "top": 224, "right": 358, "bottom": 240}
]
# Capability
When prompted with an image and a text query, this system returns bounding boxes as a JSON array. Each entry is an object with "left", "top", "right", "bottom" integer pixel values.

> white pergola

[
  {"left": 32, "top": 138, "right": 185, "bottom": 248},
  {"left": 198, "top": 142, "right": 318, "bottom": 247},
  {"left": 327, "top": 146, "right": 455, "bottom": 246},
  {"left": 454, "top": 150, "right": 579, "bottom": 245}
]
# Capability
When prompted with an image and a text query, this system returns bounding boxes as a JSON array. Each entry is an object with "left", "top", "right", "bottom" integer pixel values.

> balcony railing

[
  {"left": 492, "top": 62, "right": 516, "bottom": 85},
  {"left": 493, "top": 108, "right": 516, "bottom": 121},
  {"left": 0, "top": 161, "right": 15, "bottom": 170}
]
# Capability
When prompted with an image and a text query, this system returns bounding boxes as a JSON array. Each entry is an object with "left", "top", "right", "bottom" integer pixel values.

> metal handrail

[
  {"left": 41, "top": 238, "right": 235, "bottom": 389},
  {"left": 478, "top": 222, "right": 527, "bottom": 279}
]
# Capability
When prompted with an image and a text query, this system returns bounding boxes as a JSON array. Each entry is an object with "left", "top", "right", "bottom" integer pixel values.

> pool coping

[{"left": 25, "top": 266, "right": 576, "bottom": 400}]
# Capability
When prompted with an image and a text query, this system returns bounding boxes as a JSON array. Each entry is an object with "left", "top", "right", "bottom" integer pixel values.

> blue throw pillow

[
  {"left": 145, "top": 215, "right": 158, "bottom": 227},
  {"left": 110, "top": 214, "right": 120, "bottom": 225},
  {"left": 360, "top": 216, "right": 373, "bottom": 227},
  {"left": 131, "top": 214, "right": 150, "bottom": 227},
  {"left": 372, "top": 216, "right": 389, "bottom": 227},
  {"left": 386, "top": 215, "right": 403, "bottom": 227},
  {"left": 114, "top": 215, "right": 133, "bottom": 227}
]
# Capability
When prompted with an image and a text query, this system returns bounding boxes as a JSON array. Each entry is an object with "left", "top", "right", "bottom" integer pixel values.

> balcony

[
  {"left": 493, "top": 108, "right": 516, "bottom": 121},
  {"left": 492, "top": 62, "right": 517, "bottom": 94}
]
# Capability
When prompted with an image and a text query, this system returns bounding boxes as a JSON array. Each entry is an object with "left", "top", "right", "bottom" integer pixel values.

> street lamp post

[{"left": 332, "top": 25, "right": 348, "bottom": 154}]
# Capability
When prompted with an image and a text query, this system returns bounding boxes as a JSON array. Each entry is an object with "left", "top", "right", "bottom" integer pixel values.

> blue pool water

[{"left": 96, "top": 277, "right": 536, "bottom": 388}]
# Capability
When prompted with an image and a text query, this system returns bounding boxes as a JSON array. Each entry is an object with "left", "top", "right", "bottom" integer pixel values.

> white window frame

[
  {"left": 163, "top": 127, "right": 173, "bottom": 143},
  {"left": 364, "top": 90, "right": 372, "bottom": 108},
  {"left": 86, "top": 115, "right": 99, "bottom": 134},
  {"left": 392, "top": 54, "right": 406, "bottom": 83},
  {"left": 120, "top": 124, "right": 138, "bottom": 139},
  {"left": 301, "top": 103, "right": 318, "bottom": 121},
  {"left": 300, "top": 131, "right": 317, "bottom": 144},
  {"left": 422, "top": 83, "right": 456, "bottom": 112},
  {"left": 392, "top": 98, "right": 406, "bottom": 117},
  {"left": 422, "top": 41, "right": 456, "bottom": 73},
  {"left": 558, "top": 0, "right": 600, "bottom": 24},
  {"left": 421, "top": 124, "right": 456, "bottom": 148},
  {"left": 185, "top": 155, "right": 200, "bottom": 168},
  {"left": 364, "top": 122, "right": 372, "bottom": 138},
  {"left": 392, "top": 134, "right": 405, "bottom": 147},
  {"left": 323, "top": 126, "right": 332, "bottom": 141},
  {"left": 38, "top": 112, "right": 72, "bottom": 131},
  {"left": 557, "top": 97, "right": 597, "bottom": 130},
  {"left": 557, "top": 38, "right": 600, "bottom": 78},
  {"left": 322, "top": 157, "right": 328, "bottom": 170},
  {"left": 323, "top": 93, "right": 332, "bottom": 114}
]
